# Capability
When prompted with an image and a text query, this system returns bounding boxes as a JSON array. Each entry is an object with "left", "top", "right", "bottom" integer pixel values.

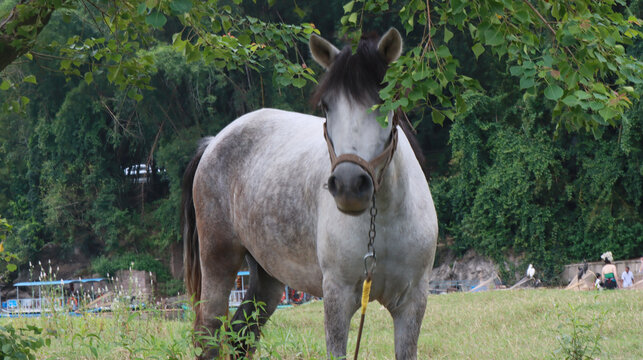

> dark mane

[
  {"left": 397, "top": 110, "right": 429, "bottom": 177},
  {"left": 311, "top": 32, "right": 387, "bottom": 106}
]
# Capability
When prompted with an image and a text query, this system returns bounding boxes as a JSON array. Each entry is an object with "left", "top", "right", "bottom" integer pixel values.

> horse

[{"left": 182, "top": 28, "right": 438, "bottom": 359}]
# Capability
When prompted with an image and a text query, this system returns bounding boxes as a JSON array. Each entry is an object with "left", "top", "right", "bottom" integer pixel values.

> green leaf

[
  {"left": 23, "top": 75, "right": 37, "bottom": 84},
  {"left": 544, "top": 84, "right": 563, "bottom": 100},
  {"left": 348, "top": 12, "right": 358, "bottom": 24},
  {"left": 484, "top": 27, "right": 504, "bottom": 46},
  {"left": 519, "top": 77, "right": 534, "bottom": 90},
  {"left": 136, "top": 2, "right": 147, "bottom": 15},
  {"left": 561, "top": 95, "right": 579, "bottom": 106},
  {"left": 509, "top": 66, "right": 523, "bottom": 76},
  {"left": 574, "top": 90, "right": 591, "bottom": 100},
  {"left": 294, "top": 4, "right": 305, "bottom": 18},
  {"left": 514, "top": 9, "right": 530, "bottom": 23},
  {"left": 145, "top": 11, "right": 167, "bottom": 28},
  {"left": 7, "top": 263, "right": 17, "bottom": 272},
  {"left": 0, "top": 80, "right": 11, "bottom": 91},
  {"left": 598, "top": 107, "right": 618, "bottom": 121},
  {"left": 589, "top": 101, "right": 604, "bottom": 111},
  {"left": 444, "top": 28, "right": 454, "bottom": 43},
  {"left": 432, "top": 109, "right": 445, "bottom": 125},
  {"left": 84, "top": 72, "right": 93, "bottom": 85},
  {"left": 343, "top": 1, "right": 355, "bottom": 13},
  {"left": 170, "top": 0, "right": 193, "bottom": 14},
  {"left": 292, "top": 77, "right": 306, "bottom": 88},
  {"left": 436, "top": 45, "right": 451, "bottom": 58},
  {"left": 472, "top": 43, "right": 485, "bottom": 59}
]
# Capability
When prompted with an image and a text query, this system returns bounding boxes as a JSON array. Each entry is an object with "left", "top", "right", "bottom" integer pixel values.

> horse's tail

[{"left": 182, "top": 137, "right": 213, "bottom": 304}]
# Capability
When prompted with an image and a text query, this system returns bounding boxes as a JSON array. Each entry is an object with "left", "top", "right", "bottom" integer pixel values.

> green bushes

[
  {"left": 433, "top": 93, "right": 643, "bottom": 283},
  {"left": 0, "top": 324, "right": 49, "bottom": 360}
]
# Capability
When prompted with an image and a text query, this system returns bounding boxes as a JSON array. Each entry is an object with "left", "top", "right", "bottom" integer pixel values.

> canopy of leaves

[{"left": 342, "top": 0, "right": 643, "bottom": 132}]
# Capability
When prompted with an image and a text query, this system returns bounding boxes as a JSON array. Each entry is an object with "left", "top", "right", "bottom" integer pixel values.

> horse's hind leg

[
  {"left": 230, "top": 254, "right": 284, "bottom": 355},
  {"left": 195, "top": 228, "right": 247, "bottom": 359}
]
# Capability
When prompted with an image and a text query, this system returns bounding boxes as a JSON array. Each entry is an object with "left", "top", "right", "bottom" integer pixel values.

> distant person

[
  {"left": 600, "top": 251, "right": 619, "bottom": 289},
  {"left": 621, "top": 266, "right": 634, "bottom": 288},
  {"left": 640, "top": 257, "right": 643, "bottom": 274}
]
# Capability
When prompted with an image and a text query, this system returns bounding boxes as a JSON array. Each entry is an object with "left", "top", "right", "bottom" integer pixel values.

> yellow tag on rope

[
  {"left": 360, "top": 277, "right": 372, "bottom": 315},
  {"left": 354, "top": 275, "right": 373, "bottom": 359}
]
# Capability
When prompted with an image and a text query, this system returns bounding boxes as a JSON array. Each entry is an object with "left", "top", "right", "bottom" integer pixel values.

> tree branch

[{"left": 0, "top": 0, "right": 65, "bottom": 72}]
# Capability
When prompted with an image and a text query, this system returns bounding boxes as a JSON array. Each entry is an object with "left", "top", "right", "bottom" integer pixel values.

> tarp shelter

[
  {"left": 13, "top": 278, "right": 106, "bottom": 287},
  {"left": 4, "top": 278, "right": 106, "bottom": 313}
]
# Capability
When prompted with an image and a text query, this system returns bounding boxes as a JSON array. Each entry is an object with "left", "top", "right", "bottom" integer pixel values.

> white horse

[{"left": 182, "top": 28, "right": 438, "bottom": 359}]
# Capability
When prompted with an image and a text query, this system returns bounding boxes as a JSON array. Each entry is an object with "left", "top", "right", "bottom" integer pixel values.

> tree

[
  {"left": 340, "top": 0, "right": 642, "bottom": 132},
  {"left": 0, "top": 216, "right": 19, "bottom": 281},
  {"left": 3, "top": 1, "right": 642, "bottom": 129},
  {"left": 1, "top": 0, "right": 317, "bottom": 105}
]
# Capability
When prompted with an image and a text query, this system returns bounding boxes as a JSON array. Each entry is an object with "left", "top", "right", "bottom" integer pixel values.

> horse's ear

[
  {"left": 310, "top": 34, "right": 340, "bottom": 69},
  {"left": 377, "top": 28, "right": 403, "bottom": 64}
]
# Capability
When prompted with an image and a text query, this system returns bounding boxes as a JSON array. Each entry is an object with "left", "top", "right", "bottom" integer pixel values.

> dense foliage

[{"left": 0, "top": 0, "right": 641, "bottom": 286}]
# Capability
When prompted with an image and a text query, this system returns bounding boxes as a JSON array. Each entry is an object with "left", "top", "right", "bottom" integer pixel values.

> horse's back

[{"left": 193, "top": 109, "right": 327, "bottom": 295}]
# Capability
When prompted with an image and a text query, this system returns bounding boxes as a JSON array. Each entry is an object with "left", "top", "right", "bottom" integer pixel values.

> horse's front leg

[
  {"left": 387, "top": 286, "right": 429, "bottom": 360},
  {"left": 322, "top": 276, "right": 360, "bottom": 359}
]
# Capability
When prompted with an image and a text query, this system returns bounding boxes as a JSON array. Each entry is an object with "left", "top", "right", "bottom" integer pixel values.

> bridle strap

[{"left": 322, "top": 113, "right": 399, "bottom": 193}]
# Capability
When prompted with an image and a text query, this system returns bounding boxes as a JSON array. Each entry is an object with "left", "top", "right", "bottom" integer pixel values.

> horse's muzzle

[{"left": 327, "top": 163, "right": 373, "bottom": 215}]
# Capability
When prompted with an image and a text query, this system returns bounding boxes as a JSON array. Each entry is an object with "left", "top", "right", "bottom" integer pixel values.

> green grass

[
  {"left": 2, "top": 289, "right": 641, "bottom": 359},
  {"left": 261, "top": 289, "right": 642, "bottom": 359}
]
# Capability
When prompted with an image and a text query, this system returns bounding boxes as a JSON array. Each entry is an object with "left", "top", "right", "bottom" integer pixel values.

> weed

[
  {"left": 551, "top": 301, "right": 605, "bottom": 360},
  {"left": 196, "top": 299, "right": 284, "bottom": 359},
  {"left": 0, "top": 323, "right": 50, "bottom": 360}
]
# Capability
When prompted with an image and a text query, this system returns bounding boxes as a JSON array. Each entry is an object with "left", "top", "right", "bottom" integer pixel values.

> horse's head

[{"left": 310, "top": 29, "right": 403, "bottom": 215}]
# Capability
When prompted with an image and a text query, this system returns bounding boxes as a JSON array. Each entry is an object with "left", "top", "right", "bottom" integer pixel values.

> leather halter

[{"left": 322, "top": 112, "right": 399, "bottom": 193}]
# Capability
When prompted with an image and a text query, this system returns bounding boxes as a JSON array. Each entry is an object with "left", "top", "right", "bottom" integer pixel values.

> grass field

[{"left": 3, "top": 289, "right": 642, "bottom": 359}]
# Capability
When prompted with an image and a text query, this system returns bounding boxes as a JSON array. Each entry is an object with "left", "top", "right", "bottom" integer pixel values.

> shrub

[
  {"left": 552, "top": 303, "right": 604, "bottom": 360},
  {"left": 0, "top": 324, "right": 50, "bottom": 360}
]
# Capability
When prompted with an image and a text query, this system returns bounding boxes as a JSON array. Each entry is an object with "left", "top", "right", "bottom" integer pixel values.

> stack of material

[
  {"left": 114, "top": 269, "right": 157, "bottom": 301},
  {"left": 82, "top": 291, "right": 114, "bottom": 310},
  {"left": 468, "top": 274, "right": 503, "bottom": 292},
  {"left": 565, "top": 270, "right": 598, "bottom": 291},
  {"left": 509, "top": 277, "right": 531, "bottom": 290}
]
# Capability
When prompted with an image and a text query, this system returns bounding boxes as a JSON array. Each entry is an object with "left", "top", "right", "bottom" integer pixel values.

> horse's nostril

[
  {"left": 327, "top": 175, "right": 338, "bottom": 195},
  {"left": 356, "top": 174, "right": 371, "bottom": 194}
]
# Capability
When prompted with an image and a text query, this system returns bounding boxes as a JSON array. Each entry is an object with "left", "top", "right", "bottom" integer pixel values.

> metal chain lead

[
  {"left": 364, "top": 194, "right": 377, "bottom": 276},
  {"left": 355, "top": 194, "right": 377, "bottom": 360}
]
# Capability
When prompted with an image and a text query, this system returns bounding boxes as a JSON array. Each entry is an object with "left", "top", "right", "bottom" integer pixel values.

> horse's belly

[
  {"left": 233, "top": 185, "right": 325, "bottom": 297},
  {"left": 249, "top": 242, "right": 324, "bottom": 297}
]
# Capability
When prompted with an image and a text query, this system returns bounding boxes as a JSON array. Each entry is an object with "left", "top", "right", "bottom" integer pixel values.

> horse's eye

[{"left": 320, "top": 101, "right": 329, "bottom": 113}]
